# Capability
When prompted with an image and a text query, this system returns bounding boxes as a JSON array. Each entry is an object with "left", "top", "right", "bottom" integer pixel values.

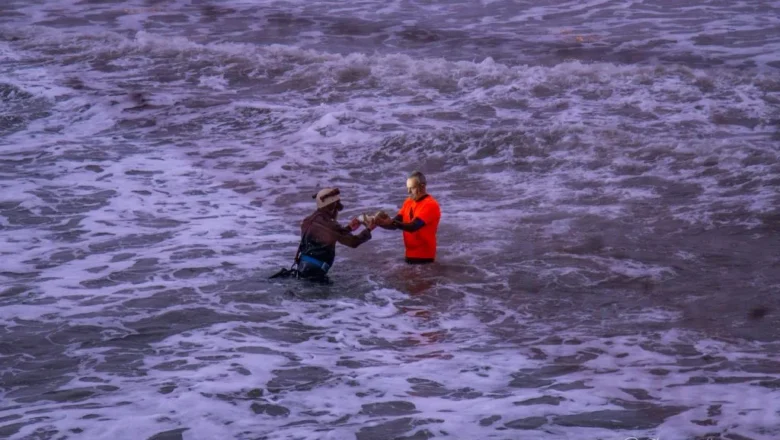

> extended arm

[
  {"left": 335, "top": 225, "right": 372, "bottom": 248},
  {"left": 379, "top": 214, "right": 425, "bottom": 232},
  {"left": 377, "top": 214, "right": 401, "bottom": 230}
]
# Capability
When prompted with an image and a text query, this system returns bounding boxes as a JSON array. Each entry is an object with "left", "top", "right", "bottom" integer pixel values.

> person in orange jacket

[{"left": 375, "top": 171, "right": 441, "bottom": 264}]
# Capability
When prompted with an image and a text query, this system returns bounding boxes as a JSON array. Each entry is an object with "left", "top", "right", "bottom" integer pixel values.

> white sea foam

[{"left": 1, "top": 1, "right": 778, "bottom": 439}]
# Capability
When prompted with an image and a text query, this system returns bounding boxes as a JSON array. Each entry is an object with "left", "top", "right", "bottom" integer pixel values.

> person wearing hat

[
  {"left": 375, "top": 171, "right": 441, "bottom": 264},
  {"left": 294, "top": 187, "right": 376, "bottom": 282}
]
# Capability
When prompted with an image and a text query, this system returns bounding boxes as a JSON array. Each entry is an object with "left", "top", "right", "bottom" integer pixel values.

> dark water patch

[
  {"left": 711, "top": 108, "right": 761, "bottom": 129},
  {"left": 479, "top": 415, "right": 501, "bottom": 426},
  {"left": 0, "top": 414, "right": 22, "bottom": 423},
  {"left": 0, "top": 83, "right": 33, "bottom": 101},
  {"left": 740, "top": 359, "right": 780, "bottom": 374},
  {"left": 196, "top": 4, "right": 238, "bottom": 21},
  {"left": 3, "top": 371, "right": 78, "bottom": 404},
  {"left": 755, "top": 379, "right": 780, "bottom": 389},
  {"left": 202, "top": 148, "right": 245, "bottom": 159},
  {"left": 48, "top": 228, "right": 91, "bottom": 243},
  {"left": 80, "top": 277, "right": 121, "bottom": 289},
  {"left": 100, "top": 307, "right": 237, "bottom": 348},
  {"left": 159, "top": 384, "right": 177, "bottom": 394},
  {"left": 618, "top": 175, "right": 702, "bottom": 202},
  {"left": 186, "top": 107, "right": 284, "bottom": 133},
  {"left": 504, "top": 416, "right": 547, "bottom": 430},
  {"left": 88, "top": 232, "right": 174, "bottom": 253},
  {"left": 612, "top": 103, "right": 659, "bottom": 121},
  {"left": 0, "top": 205, "right": 57, "bottom": 227},
  {"left": 1, "top": 323, "right": 80, "bottom": 396},
  {"left": 467, "top": 104, "right": 496, "bottom": 119},
  {"left": 514, "top": 395, "right": 565, "bottom": 406},
  {"left": 234, "top": 345, "right": 294, "bottom": 358},
  {"left": 508, "top": 376, "right": 554, "bottom": 388},
  {"left": 85, "top": 265, "right": 109, "bottom": 274},
  {"left": 251, "top": 403, "right": 290, "bottom": 417},
  {"left": 173, "top": 267, "right": 214, "bottom": 279},
  {"left": 406, "top": 378, "right": 447, "bottom": 397},
  {"left": 34, "top": 387, "right": 115, "bottom": 403},
  {"left": 152, "top": 359, "right": 205, "bottom": 371},
  {"left": 576, "top": 87, "right": 614, "bottom": 101},
  {"left": 0, "top": 114, "right": 28, "bottom": 135},
  {"left": 336, "top": 358, "right": 387, "bottom": 369},
  {"left": 147, "top": 13, "right": 190, "bottom": 24},
  {"left": 712, "top": 376, "right": 773, "bottom": 385},
  {"left": 547, "top": 380, "right": 593, "bottom": 391},
  {"left": 356, "top": 417, "right": 442, "bottom": 440},
  {"left": 718, "top": 173, "right": 757, "bottom": 188},
  {"left": 361, "top": 401, "right": 418, "bottom": 417},
  {"left": 29, "top": 188, "right": 117, "bottom": 215},
  {"left": 621, "top": 388, "right": 656, "bottom": 400},
  {"left": 553, "top": 405, "right": 689, "bottom": 429},
  {"left": 48, "top": 325, "right": 105, "bottom": 345},
  {"left": 48, "top": 216, "right": 88, "bottom": 235},
  {"left": 205, "top": 387, "right": 265, "bottom": 403},
  {"left": 1, "top": 285, "right": 29, "bottom": 299},
  {"left": 93, "top": 258, "right": 162, "bottom": 285},
  {"left": 169, "top": 247, "right": 217, "bottom": 261},
  {"left": 56, "top": 146, "right": 116, "bottom": 164},
  {"left": 133, "top": 212, "right": 187, "bottom": 229},
  {"left": 445, "top": 388, "right": 482, "bottom": 400},
  {"left": 397, "top": 27, "right": 441, "bottom": 44},
  {"left": 110, "top": 252, "right": 136, "bottom": 262},
  {"left": 0, "top": 271, "right": 40, "bottom": 281},
  {"left": 78, "top": 376, "right": 107, "bottom": 384},
  {"left": 510, "top": 363, "right": 583, "bottom": 389},
  {"left": 239, "top": 161, "right": 269, "bottom": 171},
  {"left": 264, "top": 12, "right": 315, "bottom": 27},
  {"left": 266, "top": 366, "right": 332, "bottom": 393},
  {"left": 693, "top": 30, "right": 774, "bottom": 48},
  {"left": 147, "top": 428, "right": 189, "bottom": 440},
  {"left": 676, "top": 355, "right": 728, "bottom": 368},
  {"left": 0, "top": 417, "right": 49, "bottom": 438},
  {"left": 125, "top": 169, "right": 162, "bottom": 177},
  {"left": 613, "top": 163, "right": 652, "bottom": 176},
  {"left": 93, "top": 349, "right": 147, "bottom": 378},
  {"left": 33, "top": 16, "right": 92, "bottom": 27},
  {"left": 236, "top": 320, "right": 323, "bottom": 344},
  {"left": 328, "top": 18, "right": 388, "bottom": 37},
  {"left": 554, "top": 349, "right": 603, "bottom": 364}
]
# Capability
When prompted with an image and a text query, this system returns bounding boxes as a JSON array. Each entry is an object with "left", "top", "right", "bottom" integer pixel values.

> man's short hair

[{"left": 408, "top": 170, "right": 426, "bottom": 186}]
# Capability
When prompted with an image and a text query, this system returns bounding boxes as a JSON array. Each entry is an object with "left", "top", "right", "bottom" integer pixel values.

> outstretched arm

[
  {"left": 378, "top": 214, "right": 425, "bottom": 232},
  {"left": 390, "top": 217, "right": 426, "bottom": 232},
  {"left": 336, "top": 228, "right": 372, "bottom": 248},
  {"left": 334, "top": 220, "right": 373, "bottom": 248},
  {"left": 376, "top": 214, "right": 402, "bottom": 230}
]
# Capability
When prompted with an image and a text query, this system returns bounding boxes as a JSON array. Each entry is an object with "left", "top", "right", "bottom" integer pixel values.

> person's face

[
  {"left": 324, "top": 201, "right": 343, "bottom": 218},
  {"left": 406, "top": 178, "right": 424, "bottom": 200}
]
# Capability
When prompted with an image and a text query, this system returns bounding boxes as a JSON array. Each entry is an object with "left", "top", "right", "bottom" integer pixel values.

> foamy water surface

[{"left": 1, "top": 1, "right": 779, "bottom": 439}]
